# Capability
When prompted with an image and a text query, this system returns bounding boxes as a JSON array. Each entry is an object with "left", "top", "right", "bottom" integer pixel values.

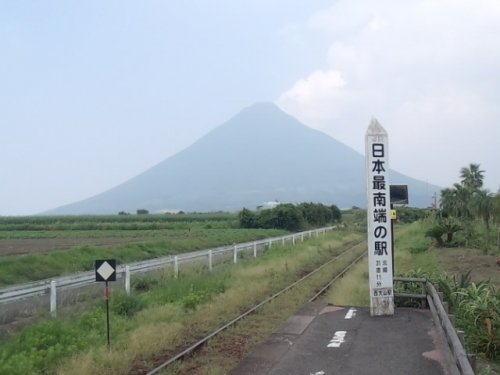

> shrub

[
  {"left": 111, "top": 293, "right": 146, "bottom": 317},
  {"left": 133, "top": 276, "right": 158, "bottom": 292}
]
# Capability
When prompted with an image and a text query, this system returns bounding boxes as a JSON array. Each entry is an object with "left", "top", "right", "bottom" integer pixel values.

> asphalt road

[{"left": 231, "top": 303, "right": 453, "bottom": 375}]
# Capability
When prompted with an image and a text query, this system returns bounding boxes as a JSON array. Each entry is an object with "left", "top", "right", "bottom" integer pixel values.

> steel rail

[
  {"left": 146, "top": 240, "right": 366, "bottom": 375},
  {"left": 308, "top": 250, "right": 366, "bottom": 302}
]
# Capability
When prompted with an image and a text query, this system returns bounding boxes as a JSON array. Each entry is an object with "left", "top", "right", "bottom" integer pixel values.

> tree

[
  {"left": 440, "top": 184, "right": 472, "bottom": 219},
  {"left": 471, "top": 190, "right": 494, "bottom": 231},
  {"left": 238, "top": 208, "right": 256, "bottom": 228},
  {"left": 460, "top": 163, "right": 484, "bottom": 190},
  {"left": 330, "top": 205, "right": 342, "bottom": 222}
]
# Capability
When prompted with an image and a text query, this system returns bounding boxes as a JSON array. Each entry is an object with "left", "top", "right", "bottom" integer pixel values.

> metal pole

[
  {"left": 233, "top": 245, "right": 237, "bottom": 264},
  {"left": 208, "top": 250, "right": 213, "bottom": 271},
  {"left": 105, "top": 281, "right": 110, "bottom": 348},
  {"left": 253, "top": 242, "right": 257, "bottom": 258}
]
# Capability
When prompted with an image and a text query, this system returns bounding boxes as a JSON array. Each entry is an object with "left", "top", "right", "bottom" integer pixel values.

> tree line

[
  {"left": 427, "top": 163, "right": 500, "bottom": 249},
  {"left": 238, "top": 202, "right": 341, "bottom": 231}
]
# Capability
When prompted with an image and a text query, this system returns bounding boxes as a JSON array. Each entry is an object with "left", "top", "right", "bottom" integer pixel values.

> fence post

[
  {"left": 268, "top": 239, "right": 272, "bottom": 249},
  {"left": 301, "top": 233, "right": 304, "bottom": 242},
  {"left": 292, "top": 235, "right": 295, "bottom": 246},
  {"left": 208, "top": 250, "right": 213, "bottom": 271},
  {"left": 253, "top": 242, "right": 257, "bottom": 258},
  {"left": 50, "top": 280, "right": 57, "bottom": 317},
  {"left": 233, "top": 245, "right": 238, "bottom": 264},
  {"left": 174, "top": 256, "right": 179, "bottom": 278},
  {"left": 282, "top": 237, "right": 285, "bottom": 246},
  {"left": 125, "top": 265, "right": 131, "bottom": 296},
  {"left": 457, "top": 330, "right": 465, "bottom": 347}
]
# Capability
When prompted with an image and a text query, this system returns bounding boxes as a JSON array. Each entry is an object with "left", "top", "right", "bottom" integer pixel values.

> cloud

[{"left": 277, "top": 0, "right": 500, "bottom": 191}]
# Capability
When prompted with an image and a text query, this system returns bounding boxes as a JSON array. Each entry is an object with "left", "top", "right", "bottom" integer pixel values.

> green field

[{"left": 0, "top": 214, "right": 289, "bottom": 286}]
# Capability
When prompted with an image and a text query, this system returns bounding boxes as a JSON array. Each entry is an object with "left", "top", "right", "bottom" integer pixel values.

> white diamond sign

[{"left": 95, "top": 259, "right": 116, "bottom": 282}]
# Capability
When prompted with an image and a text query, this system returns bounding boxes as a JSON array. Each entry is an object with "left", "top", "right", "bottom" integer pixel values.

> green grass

[
  {"left": 324, "top": 256, "right": 370, "bottom": 306},
  {"left": 0, "top": 230, "right": 361, "bottom": 375},
  {"left": 0, "top": 228, "right": 287, "bottom": 286}
]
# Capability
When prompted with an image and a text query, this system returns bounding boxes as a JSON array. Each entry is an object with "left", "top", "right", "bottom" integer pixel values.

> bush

[
  {"left": 455, "top": 283, "right": 500, "bottom": 359},
  {"left": 0, "top": 320, "right": 91, "bottom": 375},
  {"left": 180, "top": 291, "right": 204, "bottom": 311},
  {"left": 111, "top": 293, "right": 146, "bottom": 317},
  {"left": 239, "top": 202, "right": 340, "bottom": 231},
  {"left": 133, "top": 276, "right": 158, "bottom": 292}
]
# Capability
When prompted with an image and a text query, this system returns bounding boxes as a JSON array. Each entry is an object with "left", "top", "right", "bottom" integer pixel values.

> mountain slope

[{"left": 46, "top": 103, "right": 439, "bottom": 214}]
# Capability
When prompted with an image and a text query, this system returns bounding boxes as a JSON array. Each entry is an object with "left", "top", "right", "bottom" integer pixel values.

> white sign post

[{"left": 366, "top": 119, "right": 394, "bottom": 316}]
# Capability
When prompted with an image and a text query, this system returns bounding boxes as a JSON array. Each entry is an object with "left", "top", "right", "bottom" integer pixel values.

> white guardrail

[{"left": 0, "top": 226, "right": 337, "bottom": 316}]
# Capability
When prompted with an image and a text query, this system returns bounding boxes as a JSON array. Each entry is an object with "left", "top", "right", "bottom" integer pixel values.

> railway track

[{"left": 145, "top": 240, "right": 367, "bottom": 375}]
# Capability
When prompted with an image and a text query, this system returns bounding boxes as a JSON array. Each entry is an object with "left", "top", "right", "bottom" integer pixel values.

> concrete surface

[{"left": 231, "top": 303, "right": 453, "bottom": 375}]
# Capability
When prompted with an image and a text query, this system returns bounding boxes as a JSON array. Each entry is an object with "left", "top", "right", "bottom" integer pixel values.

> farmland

[{"left": 0, "top": 214, "right": 288, "bottom": 286}]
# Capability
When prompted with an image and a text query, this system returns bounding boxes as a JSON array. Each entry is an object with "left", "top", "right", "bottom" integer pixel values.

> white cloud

[{"left": 277, "top": 0, "right": 500, "bottom": 191}]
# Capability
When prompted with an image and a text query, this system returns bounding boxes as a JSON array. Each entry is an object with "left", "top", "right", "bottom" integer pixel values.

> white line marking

[
  {"left": 344, "top": 307, "right": 357, "bottom": 319},
  {"left": 309, "top": 372, "right": 325, "bottom": 375},
  {"left": 327, "top": 331, "right": 347, "bottom": 348}
]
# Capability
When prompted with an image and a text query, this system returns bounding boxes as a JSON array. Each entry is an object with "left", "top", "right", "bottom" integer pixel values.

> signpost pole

[
  {"left": 105, "top": 281, "right": 110, "bottom": 348},
  {"left": 365, "top": 119, "right": 394, "bottom": 316},
  {"left": 95, "top": 259, "right": 116, "bottom": 348}
]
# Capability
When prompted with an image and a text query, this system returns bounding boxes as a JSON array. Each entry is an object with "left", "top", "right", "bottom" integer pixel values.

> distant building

[{"left": 256, "top": 200, "right": 280, "bottom": 210}]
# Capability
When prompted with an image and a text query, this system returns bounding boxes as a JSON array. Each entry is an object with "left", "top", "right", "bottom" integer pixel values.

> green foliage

[
  {"left": 180, "top": 290, "right": 204, "bottom": 311},
  {"left": 145, "top": 269, "right": 230, "bottom": 307},
  {"left": 136, "top": 209, "right": 149, "bottom": 215},
  {"left": 0, "top": 319, "right": 93, "bottom": 375},
  {"left": 396, "top": 207, "right": 429, "bottom": 223},
  {"left": 0, "top": 266, "right": 233, "bottom": 374},
  {"left": 0, "top": 227, "right": 286, "bottom": 286},
  {"left": 132, "top": 276, "right": 159, "bottom": 292},
  {"left": 425, "top": 218, "right": 462, "bottom": 246},
  {"left": 238, "top": 208, "right": 257, "bottom": 228},
  {"left": 238, "top": 202, "right": 341, "bottom": 231},
  {"left": 0, "top": 212, "right": 238, "bottom": 233},
  {"left": 455, "top": 283, "right": 500, "bottom": 359},
  {"left": 111, "top": 293, "right": 146, "bottom": 317},
  {"left": 438, "top": 163, "right": 499, "bottom": 252}
]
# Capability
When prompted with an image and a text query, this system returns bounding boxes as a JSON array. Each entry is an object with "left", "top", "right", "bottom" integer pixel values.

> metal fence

[
  {"left": 394, "top": 277, "right": 475, "bottom": 375},
  {"left": 0, "top": 226, "right": 337, "bottom": 316}
]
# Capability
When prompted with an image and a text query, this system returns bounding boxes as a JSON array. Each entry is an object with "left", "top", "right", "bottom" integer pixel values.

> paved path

[{"left": 231, "top": 303, "right": 453, "bottom": 375}]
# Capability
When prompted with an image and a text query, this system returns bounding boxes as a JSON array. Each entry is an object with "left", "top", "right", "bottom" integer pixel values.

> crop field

[{"left": 0, "top": 214, "right": 288, "bottom": 286}]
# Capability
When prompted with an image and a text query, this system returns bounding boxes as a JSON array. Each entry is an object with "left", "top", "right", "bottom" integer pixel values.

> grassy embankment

[{"left": 0, "top": 229, "right": 363, "bottom": 375}]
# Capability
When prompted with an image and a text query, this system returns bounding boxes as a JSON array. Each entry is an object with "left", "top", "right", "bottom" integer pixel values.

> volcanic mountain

[{"left": 46, "top": 103, "right": 439, "bottom": 214}]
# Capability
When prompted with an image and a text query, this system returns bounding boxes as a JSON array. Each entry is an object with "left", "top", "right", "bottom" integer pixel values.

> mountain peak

[{"left": 45, "top": 103, "right": 440, "bottom": 214}]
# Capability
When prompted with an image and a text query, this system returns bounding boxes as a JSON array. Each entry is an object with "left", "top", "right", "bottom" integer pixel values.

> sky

[{"left": 1, "top": 0, "right": 499, "bottom": 215}]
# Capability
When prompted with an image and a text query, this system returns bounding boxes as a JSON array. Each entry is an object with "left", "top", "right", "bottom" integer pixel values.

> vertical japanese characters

[{"left": 366, "top": 120, "right": 394, "bottom": 316}]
